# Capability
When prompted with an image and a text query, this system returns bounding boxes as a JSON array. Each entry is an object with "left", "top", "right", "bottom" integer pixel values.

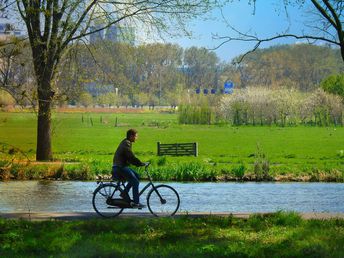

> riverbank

[
  {"left": 1, "top": 211, "right": 343, "bottom": 257},
  {"left": 1, "top": 160, "right": 343, "bottom": 182}
]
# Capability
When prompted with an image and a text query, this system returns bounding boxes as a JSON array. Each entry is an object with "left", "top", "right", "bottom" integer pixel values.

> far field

[{"left": 1, "top": 111, "right": 344, "bottom": 181}]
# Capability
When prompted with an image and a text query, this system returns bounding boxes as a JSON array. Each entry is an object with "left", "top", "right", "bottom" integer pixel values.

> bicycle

[{"left": 92, "top": 162, "right": 180, "bottom": 217}]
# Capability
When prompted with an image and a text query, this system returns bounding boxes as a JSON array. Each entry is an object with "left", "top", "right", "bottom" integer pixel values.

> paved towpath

[{"left": 1, "top": 212, "right": 344, "bottom": 221}]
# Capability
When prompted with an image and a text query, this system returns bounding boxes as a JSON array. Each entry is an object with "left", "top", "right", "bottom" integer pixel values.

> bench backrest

[{"left": 157, "top": 142, "right": 198, "bottom": 157}]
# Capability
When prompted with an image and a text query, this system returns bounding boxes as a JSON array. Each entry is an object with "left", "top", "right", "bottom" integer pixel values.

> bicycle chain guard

[{"left": 106, "top": 198, "right": 132, "bottom": 208}]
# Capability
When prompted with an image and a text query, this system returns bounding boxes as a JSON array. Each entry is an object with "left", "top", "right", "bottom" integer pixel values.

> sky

[
  {"left": 2, "top": 0, "right": 329, "bottom": 63},
  {"left": 168, "top": 0, "right": 317, "bottom": 62}
]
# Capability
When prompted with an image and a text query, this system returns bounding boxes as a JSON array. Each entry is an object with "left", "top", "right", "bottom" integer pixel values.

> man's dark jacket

[{"left": 113, "top": 139, "right": 143, "bottom": 167}]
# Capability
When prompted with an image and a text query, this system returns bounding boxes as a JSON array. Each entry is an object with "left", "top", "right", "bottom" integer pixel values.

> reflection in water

[
  {"left": 0, "top": 181, "right": 343, "bottom": 213},
  {"left": 0, "top": 181, "right": 95, "bottom": 212}
]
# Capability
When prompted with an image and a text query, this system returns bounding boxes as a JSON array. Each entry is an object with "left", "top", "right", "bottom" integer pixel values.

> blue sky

[
  {"left": 171, "top": 0, "right": 313, "bottom": 62},
  {"left": 3, "top": 0, "right": 323, "bottom": 63}
]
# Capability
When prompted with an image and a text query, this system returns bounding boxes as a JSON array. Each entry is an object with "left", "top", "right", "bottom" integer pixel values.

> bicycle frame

[
  {"left": 95, "top": 164, "right": 163, "bottom": 201},
  {"left": 137, "top": 165, "right": 164, "bottom": 200}
]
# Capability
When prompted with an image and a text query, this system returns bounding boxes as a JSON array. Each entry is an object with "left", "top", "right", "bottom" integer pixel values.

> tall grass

[
  {"left": 178, "top": 104, "right": 214, "bottom": 125},
  {"left": 146, "top": 162, "right": 217, "bottom": 181}
]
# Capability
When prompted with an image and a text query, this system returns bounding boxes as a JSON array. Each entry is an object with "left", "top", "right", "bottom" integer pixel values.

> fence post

[
  {"left": 157, "top": 142, "right": 161, "bottom": 156},
  {"left": 194, "top": 142, "right": 198, "bottom": 157}
]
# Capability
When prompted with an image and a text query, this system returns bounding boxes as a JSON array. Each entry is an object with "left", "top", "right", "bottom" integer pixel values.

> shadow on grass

[{"left": 0, "top": 212, "right": 344, "bottom": 257}]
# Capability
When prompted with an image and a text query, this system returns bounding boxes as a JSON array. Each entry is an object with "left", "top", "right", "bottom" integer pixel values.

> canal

[{"left": 1, "top": 181, "right": 343, "bottom": 214}]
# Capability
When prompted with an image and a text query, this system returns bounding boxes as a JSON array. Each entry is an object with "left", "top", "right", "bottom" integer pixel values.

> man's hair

[{"left": 126, "top": 129, "right": 138, "bottom": 139}]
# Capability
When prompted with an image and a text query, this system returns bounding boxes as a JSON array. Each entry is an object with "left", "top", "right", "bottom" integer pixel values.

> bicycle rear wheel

[
  {"left": 92, "top": 183, "right": 124, "bottom": 217},
  {"left": 147, "top": 184, "right": 180, "bottom": 217}
]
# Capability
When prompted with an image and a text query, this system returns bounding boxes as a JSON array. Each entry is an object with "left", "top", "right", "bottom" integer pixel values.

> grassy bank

[
  {"left": 1, "top": 212, "right": 344, "bottom": 257},
  {"left": 1, "top": 111, "right": 344, "bottom": 182},
  {"left": 1, "top": 159, "right": 343, "bottom": 182}
]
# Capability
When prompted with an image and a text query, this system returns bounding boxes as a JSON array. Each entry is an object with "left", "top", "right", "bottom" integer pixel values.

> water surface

[{"left": 0, "top": 181, "right": 343, "bottom": 213}]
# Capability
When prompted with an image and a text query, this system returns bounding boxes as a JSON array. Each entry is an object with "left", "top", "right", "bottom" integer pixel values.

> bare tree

[
  {"left": 215, "top": 0, "right": 344, "bottom": 62},
  {"left": 1, "top": 0, "right": 216, "bottom": 161}
]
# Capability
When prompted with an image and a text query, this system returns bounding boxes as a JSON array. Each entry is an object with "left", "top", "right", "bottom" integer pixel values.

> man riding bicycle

[{"left": 112, "top": 129, "right": 146, "bottom": 209}]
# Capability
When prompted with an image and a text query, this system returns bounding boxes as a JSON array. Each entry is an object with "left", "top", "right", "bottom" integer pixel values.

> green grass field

[
  {"left": 1, "top": 212, "right": 344, "bottom": 257},
  {"left": 1, "top": 111, "right": 344, "bottom": 181}
]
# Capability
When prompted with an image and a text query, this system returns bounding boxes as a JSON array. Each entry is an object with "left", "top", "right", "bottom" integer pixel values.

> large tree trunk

[
  {"left": 36, "top": 96, "right": 52, "bottom": 161},
  {"left": 35, "top": 74, "right": 55, "bottom": 161}
]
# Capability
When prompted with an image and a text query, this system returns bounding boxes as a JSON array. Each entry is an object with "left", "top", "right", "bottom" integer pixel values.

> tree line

[
  {"left": 57, "top": 42, "right": 221, "bottom": 107},
  {"left": 2, "top": 41, "right": 343, "bottom": 109},
  {"left": 228, "top": 44, "right": 344, "bottom": 91}
]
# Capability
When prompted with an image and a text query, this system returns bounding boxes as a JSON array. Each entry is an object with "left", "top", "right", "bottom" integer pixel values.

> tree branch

[
  {"left": 214, "top": 1, "right": 343, "bottom": 63},
  {"left": 311, "top": 0, "right": 337, "bottom": 29},
  {"left": 213, "top": 31, "right": 339, "bottom": 63},
  {"left": 0, "top": 0, "right": 16, "bottom": 14}
]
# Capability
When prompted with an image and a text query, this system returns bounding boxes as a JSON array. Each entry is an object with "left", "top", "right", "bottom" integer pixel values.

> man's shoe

[{"left": 130, "top": 202, "right": 146, "bottom": 209}]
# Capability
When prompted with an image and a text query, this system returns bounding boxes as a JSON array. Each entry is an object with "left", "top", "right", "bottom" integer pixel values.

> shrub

[
  {"left": 231, "top": 164, "right": 246, "bottom": 178},
  {"left": 178, "top": 103, "right": 214, "bottom": 125},
  {"left": 148, "top": 162, "right": 217, "bottom": 182},
  {"left": 64, "top": 163, "right": 93, "bottom": 180},
  {"left": 253, "top": 144, "right": 270, "bottom": 180},
  {"left": 321, "top": 74, "right": 344, "bottom": 98},
  {"left": 0, "top": 90, "right": 15, "bottom": 108},
  {"left": 157, "top": 156, "right": 167, "bottom": 166}
]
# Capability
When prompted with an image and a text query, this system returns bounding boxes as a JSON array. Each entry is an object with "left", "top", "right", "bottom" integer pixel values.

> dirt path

[{"left": 1, "top": 212, "right": 343, "bottom": 221}]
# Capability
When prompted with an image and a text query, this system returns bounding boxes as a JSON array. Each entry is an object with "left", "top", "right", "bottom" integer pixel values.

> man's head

[{"left": 126, "top": 129, "right": 138, "bottom": 142}]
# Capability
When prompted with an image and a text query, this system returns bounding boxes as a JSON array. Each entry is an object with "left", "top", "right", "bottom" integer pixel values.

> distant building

[
  {"left": 0, "top": 19, "right": 23, "bottom": 40},
  {"left": 89, "top": 24, "right": 136, "bottom": 45},
  {"left": 84, "top": 82, "right": 114, "bottom": 97},
  {"left": 105, "top": 26, "right": 118, "bottom": 42},
  {"left": 89, "top": 25, "right": 104, "bottom": 43}
]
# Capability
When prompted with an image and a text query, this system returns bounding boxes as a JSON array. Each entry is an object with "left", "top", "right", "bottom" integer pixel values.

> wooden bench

[{"left": 157, "top": 142, "right": 198, "bottom": 157}]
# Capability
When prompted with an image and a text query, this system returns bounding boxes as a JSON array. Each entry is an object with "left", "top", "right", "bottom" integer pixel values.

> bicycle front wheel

[
  {"left": 147, "top": 184, "right": 180, "bottom": 217},
  {"left": 92, "top": 183, "right": 124, "bottom": 218}
]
